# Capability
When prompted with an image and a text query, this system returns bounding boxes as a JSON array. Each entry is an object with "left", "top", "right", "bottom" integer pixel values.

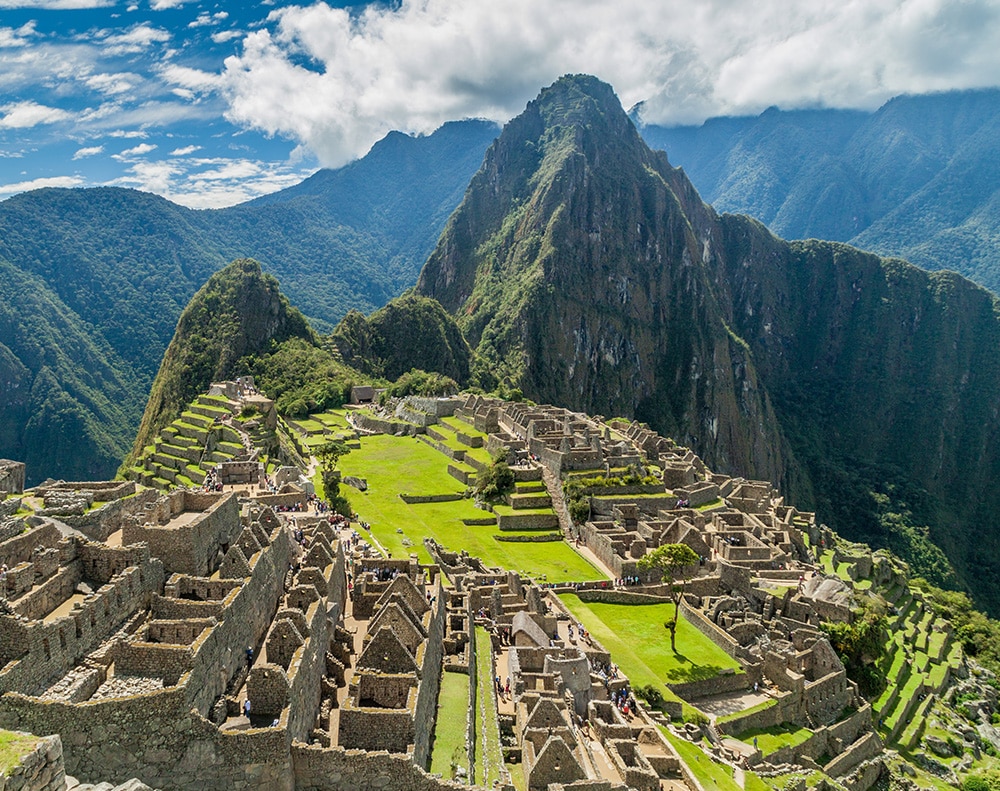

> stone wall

[
  {"left": 0, "top": 462, "right": 25, "bottom": 496},
  {"left": 412, "top": 590, "right": 446, "bottom": 768},
  {"left": 0, "top": 524, "right": 62, "bottom": 568},
  {"left": 292, "top": 743, "right": 474, "bottom": 791},
  {"left": 399, "top": 494, "right": 464, "bottom": 505},
  {"left": 668, "top": 668, "right": 755, "bottom": 701},
  {"left": 678, "top": 599, "right": 747, "bottom": 661},
  {"left": 183, "top": 525, "right": 292, "bottom": 715},
  {"left": 0, "top": 687, "right": 293, "bottom": 791},
  {"left": 285, "top": 597, "right": 331, "bottom": 743},
  {"left": 123, "top": 492, "right": 241, "bottom": 577},
  {"left": 0, "top": 553, "right": 164, "bottom": 697},
  {"left": 352, "top": 413, "right": 424, "bottom": 437}
]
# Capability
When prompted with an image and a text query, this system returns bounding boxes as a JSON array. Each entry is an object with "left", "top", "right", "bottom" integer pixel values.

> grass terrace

[
  {"left": 735, "top": 722, "right": 812, "bottom": 756},
  {"left": 338, "top": 434, "right": 603, "bottom": 582},
  {"left": 474, "top": 627, "right": 503, "bottom": 787},
  {"left": 429, "top": 671, "right": 470, "bottom": 780},
  {"left": 558, "top": 595, "right": 742, "bottom": 687},
  {"left": 0, "top": 730, "right": 40, "bottom": 774}
]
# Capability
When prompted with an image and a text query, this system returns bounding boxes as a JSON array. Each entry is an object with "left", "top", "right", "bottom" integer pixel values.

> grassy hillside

[{"left": 0, "top": 120, "right": 497, "bottom": 483}]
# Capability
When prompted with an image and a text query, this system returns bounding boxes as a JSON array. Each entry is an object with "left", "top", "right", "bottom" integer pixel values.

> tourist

[{"left": 244, "top": 698, "right": 251, "bottom": 718}]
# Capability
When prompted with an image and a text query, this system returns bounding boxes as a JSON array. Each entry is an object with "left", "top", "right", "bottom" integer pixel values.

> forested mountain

[
  {"left": 639, "top": 89, "right": 1000, "bottom": 291},
  {"left": 0, "top": 119, "right": 498, "bottom": 484},
  {"left": 418, "top": 74, "right": 1000, "bottom": 615}
]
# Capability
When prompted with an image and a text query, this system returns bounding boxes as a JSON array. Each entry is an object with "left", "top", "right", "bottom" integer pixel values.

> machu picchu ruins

[{"left": 0, "top": 381, "right": 994, "bottom": 791}]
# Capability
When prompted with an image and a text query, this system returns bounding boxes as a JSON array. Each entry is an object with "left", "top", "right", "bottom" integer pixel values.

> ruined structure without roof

[{"left": 0, "top": 388, "right": 969, "bottom": 791}]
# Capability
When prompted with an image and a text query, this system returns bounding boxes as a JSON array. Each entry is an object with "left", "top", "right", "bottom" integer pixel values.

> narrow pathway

[{"left": 540, "top": 465, "right": 615, "bottom": 580}]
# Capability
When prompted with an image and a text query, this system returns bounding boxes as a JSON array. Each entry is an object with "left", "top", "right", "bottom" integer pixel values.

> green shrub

[
  {"left": 569, "top": 497, "right": 591, "bottom": 525},
  {"left": 476, "top": 457, "right": 516, "bottom": 503}
]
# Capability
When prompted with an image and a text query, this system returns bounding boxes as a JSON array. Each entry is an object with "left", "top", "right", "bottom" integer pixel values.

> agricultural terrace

[
  {"left": 559, "top": 594, "right": 742, "bottom": 687},
  {"left": 336, "top": 433, "right": 603, "bottom": 582}
]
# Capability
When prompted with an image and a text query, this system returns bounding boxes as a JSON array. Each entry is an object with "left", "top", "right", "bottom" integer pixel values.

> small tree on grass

[
  {"left": 475, "top": 451, "right": 516, "bottom": 504},
  {"left": 638, "top": 543, "right": 699, "bottom": 652},
  {"left": 316, "top": 440, "right": 352, "bottom": 516}
]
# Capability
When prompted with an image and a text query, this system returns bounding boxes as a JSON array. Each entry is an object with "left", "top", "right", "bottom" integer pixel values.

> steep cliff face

[
  {"left": 126, "top": 258, "right": 314, "bottom": 465},
  {"left": 417, "top": 74, "right": 1000, "bottom": 611},
  {"left": 418, "top": 75, "right": 792, "bottom": 490},
  {"left": 716, "top": 220, "right": 1000, "bottom": 597},
  {"left": 0, "top": 259, "right": 141, "bottom": 484}
]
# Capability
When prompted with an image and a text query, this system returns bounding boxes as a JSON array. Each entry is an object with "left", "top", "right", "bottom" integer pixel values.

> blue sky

[
  {"left": 0, "top": 0, "right": 366, "bottom": 206},
  {"left": 3, "top": 0, "right": 1000, "bottom": 208}
]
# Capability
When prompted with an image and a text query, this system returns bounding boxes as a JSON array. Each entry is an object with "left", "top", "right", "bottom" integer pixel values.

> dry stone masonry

[{"left": 0, "top": 387, "right": 976, "bottom": 791}]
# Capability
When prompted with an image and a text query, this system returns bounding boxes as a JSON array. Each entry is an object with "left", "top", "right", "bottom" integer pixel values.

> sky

[{"left": 2, "top": 0, "right": 1000, "bottom": 209}]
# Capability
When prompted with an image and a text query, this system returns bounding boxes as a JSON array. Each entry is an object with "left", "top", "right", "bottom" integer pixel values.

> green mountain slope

[
  {"left": 332, "top": 292, "right": 473, "bottom": 384},
  {"left": 126, "top": 258, "right": 314, "bottom": 467},
  {"left": 0, "top": 258, "right": 143, "bottom": 483},
  {"left": 418, "top": 74, "right": 1000, "bottom": 614},
  {"left": 0, "top": 119, "right": 498, "bottom": 482},
  {"left": 639, "top": 89, "right": 1000, "bottom": 293}
]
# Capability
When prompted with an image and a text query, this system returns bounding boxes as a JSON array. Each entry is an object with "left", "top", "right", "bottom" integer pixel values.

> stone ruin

[
  {"left": 427, "top": 395, "right": 886, "bottom": 790},
  {"left": 337, "top": 564, "right": 446, "bottom": 766},
  {"left": 0, "top": 460, "right": 26, "bottom": 496}
]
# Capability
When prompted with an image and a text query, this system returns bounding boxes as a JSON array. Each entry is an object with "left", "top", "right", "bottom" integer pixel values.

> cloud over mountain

[{"left": 220, "top": 0, "right": 1000, "bottom": 168}]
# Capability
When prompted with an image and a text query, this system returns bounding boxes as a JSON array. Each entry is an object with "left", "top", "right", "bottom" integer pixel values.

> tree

[
  {"left": 316, "top": 440, "right": 352, "bottom": 516},
  {"left": 637, "top": 543, "right": 700, "bottom": 652}
]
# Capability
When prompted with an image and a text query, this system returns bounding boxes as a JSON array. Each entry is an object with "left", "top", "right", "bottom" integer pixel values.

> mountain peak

[
  {"left": 124, "top": 258, "right": 313, "bottom": 466},
  {"left": 530, "top": 74, "right": 626, "bottom": 125}
]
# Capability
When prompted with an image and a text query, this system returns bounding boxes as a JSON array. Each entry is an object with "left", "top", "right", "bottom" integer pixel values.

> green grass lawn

[
  {"left": 662, "top": 730, "right": 742, "bottom": 791},
  {"left": 429, "top": 670, "right": 470, "bottom": 779},
  {"left": 438, "top": 415, "right": 488, "bottom": 438},
  {"left": 559, "top": 595, "right": 742, "bottom": 685},
  {"left": 0, "top": 731, "right": 39, "bottom": 773},
  {"left": 736, "top": 722, "right": 813, "bottom": 756},
  {"left": 338, "top": 434, "right": 603, "bottom": 581},
  {"left": 474, "top": 627, "right": 503, "bottom": 787}
]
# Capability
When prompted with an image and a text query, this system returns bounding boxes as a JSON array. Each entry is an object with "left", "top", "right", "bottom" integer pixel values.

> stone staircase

[
  {"left": 873, "top": 586, "right": 962, "bottom": 749},
  {"left": 128, "top": 395, "right": 246, "bottom": 490}
]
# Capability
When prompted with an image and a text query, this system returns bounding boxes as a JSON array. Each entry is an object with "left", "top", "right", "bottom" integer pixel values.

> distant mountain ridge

[
  {"left": 639, "top": 88, "right": 1000, "bottom": 291},
  {"left": 418, "top": 74, "right": 1000, "bottom": 614},
  {"left": 0, "top": 119, "right": 498, "bottom": 484}
]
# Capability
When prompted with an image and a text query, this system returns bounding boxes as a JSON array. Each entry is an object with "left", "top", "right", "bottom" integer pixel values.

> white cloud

[
  {"left": 110, "top": 154, "right": 313, "bottom": 208},
  {"left": 211, "top": 30, "right": 242, "bottom": 44},
  {"left": 149, "top": 0, "right": 193, "bottom": 9},
  {"left": 0, "top": 21, "right": 36, "bottom": 47},
  {"left": 220, "top": 0, "right": 1000, "bottom": 168},
  {"left": 112, "top": 142, "right": 157, "bottom": 159},
  {"left": 189, "top": 11, "right": 228, "bottom": 28},
  {"left": 160, "top": 63, "right": 223, "bottom": 93},
  {"left": 85, "top": 72, "right": 140, "bottom": 96},
  {"left": 0, "top": 175, "right": 84, "bottom": 196},
  {"left": 72, "top": 145, "right": 104, "bottom": 159},
  {"left": 0, "top": 101, "right": 71, "bottom": 129},
  {"left": 101, "top": 23, "right": 170, "bottom": 54}
]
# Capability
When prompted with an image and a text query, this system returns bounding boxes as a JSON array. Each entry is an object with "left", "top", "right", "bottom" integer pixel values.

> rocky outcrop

[{"left": 418, "top": 74, "right": 1000, "bottom": 613}]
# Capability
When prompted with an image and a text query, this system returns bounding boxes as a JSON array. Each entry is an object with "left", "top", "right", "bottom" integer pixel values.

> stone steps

[
  {"left": 506, "top": 492, "right": 552, "bottom": 510},
  {"left": 180, "top": 411, "right": 213, "bottom": 429}
]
